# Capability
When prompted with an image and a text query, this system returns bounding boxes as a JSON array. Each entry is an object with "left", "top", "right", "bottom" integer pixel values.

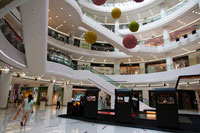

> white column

[
  {"left": 163, "top": 26, "right": 170, "bottom": 44},
  {"left": 142, "top": 89, "right": 149, "bottom": 105},
  {"left": 166, "top": 53, "right": 173, "bottom": 71},
  {"left": 114, "top": 20, "right": 120, "bottom": 52},
  {"left": 160, "top": 3, "right": 167, "bottom": 18},
  {"left": 139, "top": 62, "right": 146, "bottom": 74},
  {"left": 198, "top": 0, "right": 200, "bottom": 8},
  {"left": 114, "top": 59, "right": 120, "bottom": 75},
  {"left": 63, "top": 83, "right": 72, "bottom": 106},
  {"left": 0, "top": 73, "right": 12, "bottom": 108},
  {"left": 9, "top": 83, "right": 15, "bottom": 101},
  {"left": 69, "top": 30, "right": 75, "bottom": 45},
  {"left": 47, "top": 83, "right": 54, "bottom": 106},
  {"left": 20, "top": 0, "right": 48, "bottom": 74},
  {"left": 110, "top": 95, "right": 115, "bottom": 109}
]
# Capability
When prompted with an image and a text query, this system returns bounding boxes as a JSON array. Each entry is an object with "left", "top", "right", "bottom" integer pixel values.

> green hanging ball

[{"left": 129, "top": 21, "right": 139, "bottom": 32}]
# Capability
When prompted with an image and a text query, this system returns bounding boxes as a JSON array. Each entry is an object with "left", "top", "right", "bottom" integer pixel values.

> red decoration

[
  {"left": 134, "top": 0, "right": 144, "bottom": 2},
  {"left": 92, "top": 0, "right": 106, "bottom": 6},
  {"left": 123, "top": 34, "right": 138, "bottom": 49}
]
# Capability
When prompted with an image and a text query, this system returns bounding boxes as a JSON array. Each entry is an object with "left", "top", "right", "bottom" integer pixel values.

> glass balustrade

[
  {"left": 75, "top": 0, "right": 189, "bottom": 30},
  {"left": 48, "top": 23, "right": 200, "bottom": 49},
  {"left": 0, "top": 18, "right": 25, "bottom": 53},
  {"left": 47, "top": 47, "right": 200, "bottom": 76}
]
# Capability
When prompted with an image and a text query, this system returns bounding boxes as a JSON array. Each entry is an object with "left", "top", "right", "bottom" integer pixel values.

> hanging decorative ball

[
  {"left": 129, "top": 21, "right": 139, "bottom": 32},
  {"left": 85, "top": 31, "right": 97, "bottom": 44},
  {"left": 111, "top": 8, "right": 121, "bottom": 19},
  {"left": 92, "top": 0, "right": 106, "bottom": 6},
  {"left": 123, "top": 34, "right": 138, "bottom": 49},
  {"left": 134, "top": 0, "right": 144, "bottom": 3}
]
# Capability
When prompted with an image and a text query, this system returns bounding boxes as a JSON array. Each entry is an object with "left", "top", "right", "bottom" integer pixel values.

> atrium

[{"left": 0, "top": 0, "right": 200, "bottom": 132}]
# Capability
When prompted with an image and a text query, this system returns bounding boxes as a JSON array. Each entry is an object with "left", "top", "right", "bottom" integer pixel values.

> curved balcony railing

[
  {"left": 48, "top": 23, "right": 200, "bottom": 50},
  {"left": 0, "top": 18, "right": 25, "bottom": 53},
  {"left": 78, "top": 0, "right": 189, "bottom": 29},
  {"left": 47, "top": 48, "right": 200, "bottom": 76}
]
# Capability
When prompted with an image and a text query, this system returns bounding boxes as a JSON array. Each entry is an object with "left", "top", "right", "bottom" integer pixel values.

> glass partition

[{"left": 0, "top": 18, "right": 25, "bottom": 53}]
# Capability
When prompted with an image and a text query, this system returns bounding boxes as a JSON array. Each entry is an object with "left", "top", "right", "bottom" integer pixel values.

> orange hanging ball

[
  {"left": 85, "top": 31, "right": 97, "bottom": 44},
  {"left": 111, "top": 8, "right": 121, "bottom": 19}
]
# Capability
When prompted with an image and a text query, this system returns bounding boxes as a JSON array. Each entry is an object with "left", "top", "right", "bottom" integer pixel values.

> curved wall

[{"left": 0, "top": 31, "right": 26, "bottom": 69}]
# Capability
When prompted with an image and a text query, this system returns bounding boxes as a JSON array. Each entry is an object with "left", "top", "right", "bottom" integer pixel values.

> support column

[
  {"left": 110, "top": 94, "right": 115, "bottom": 109},
  {"left": 114, "top": 59, "right": 120, "bottom": 75},
  {"left": 63, "top": 83, "right": 72, "bottom": 106},
  {"left": 69, "top": 30, "right": 75, "bottom": 45},
  {"left": 9, "top": 83, "right": 15, "bottom": 101},
  {"left": 114, "top": 19, "right": 120, "bottom": 52},
  {"left": 47, "top": 83, "right": 54, "bottom": 106},
  {"left": 160, "top": 3, "right": 167, "bottom": 18},
  {"left": 0, "top": 73, "right": 12, "bottom": 108},
  {"left": 142, "top": 89, "right": 149, "bottom": 105},
  {"left": 166, "top": 53, "right": 173, "bottom": 71},
  {"left": 20, "top": 0, "right": 48, "bottom": 74},
  {"left": 163, "top": 26, "right": 170, "bottom": 44},
  {"left": 139, "top": 62, "right": 146, "bottom": 74}
]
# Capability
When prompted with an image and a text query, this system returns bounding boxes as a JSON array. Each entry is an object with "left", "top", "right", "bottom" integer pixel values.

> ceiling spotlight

[
  {"left": 72, "top": 25, "right": 74, "bottom": 27},
  {"left": 69, "top": 14, "right": 71, "bottom": 17},
  {"left": 61, "top": 7, "right": 63, "bottom": 10},
  {"left": 56, "top": 16, "right": 58, "bottom": 18},
  {"left": 64, "top": 21, "right": 66, "bottom": 23}
]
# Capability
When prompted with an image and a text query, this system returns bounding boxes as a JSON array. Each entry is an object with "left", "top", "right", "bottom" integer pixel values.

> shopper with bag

[{"left": 20, "top": 94, "right": 33, "bottom": 126}]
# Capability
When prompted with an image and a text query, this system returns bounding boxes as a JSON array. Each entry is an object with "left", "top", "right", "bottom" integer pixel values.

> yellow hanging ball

[
  {"left": 85, "top": 31, "right": 97, "bottom": 44},
  {"left": 111, "top": 8, "right": 121, "bottom": 19}
]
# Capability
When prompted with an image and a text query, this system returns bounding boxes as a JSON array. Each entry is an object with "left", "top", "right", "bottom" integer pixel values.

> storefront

[
  {"left": 120, "top": 63, "right": 140, "bottom": 75},
  {"left": 91, "top": 63, "right": 114, "bottom": 75},
  {"left": 145, "top": 60, "right": 166, "bottom": 73},
  {"left": 173, "top": 56, "right": 189, "bottom": 70}
]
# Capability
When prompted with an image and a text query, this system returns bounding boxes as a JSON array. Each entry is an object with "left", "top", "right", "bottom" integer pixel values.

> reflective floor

[{"left": 0, "top": 106, "right": 169, "bottom": 133}]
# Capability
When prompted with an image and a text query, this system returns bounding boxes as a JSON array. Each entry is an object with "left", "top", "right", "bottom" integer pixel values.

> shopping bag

[{"left": 13, "top": 107, "right": 21, "bottom": 120}]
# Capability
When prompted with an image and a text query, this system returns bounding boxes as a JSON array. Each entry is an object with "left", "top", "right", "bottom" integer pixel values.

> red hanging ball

[
  {"left": 92, "top": 0, "right": 106, "bottom": 6},
  {"left": 123, "top": 34, "right": 138, "bottom": 49}
]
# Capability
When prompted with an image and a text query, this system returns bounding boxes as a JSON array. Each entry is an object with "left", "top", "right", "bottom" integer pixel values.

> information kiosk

[
  {"left": 155, "top": 88, "right": 179, "bottom": 129},
  {"left": 84, "top": 89, "right": 99, "bottom": 119},
  {"left": 115, "top": 89, "right": 133, "bottom": 123}
]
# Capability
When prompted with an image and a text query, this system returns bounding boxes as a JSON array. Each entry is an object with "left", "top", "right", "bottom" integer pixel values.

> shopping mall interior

[{"left": 0, "top": 0, "right": 200, "bottom": 132}]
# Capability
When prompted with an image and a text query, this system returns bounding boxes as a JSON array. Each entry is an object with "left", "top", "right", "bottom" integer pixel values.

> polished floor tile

[{"left": 0, "top": 106, "right": 169, "bottom": 133}]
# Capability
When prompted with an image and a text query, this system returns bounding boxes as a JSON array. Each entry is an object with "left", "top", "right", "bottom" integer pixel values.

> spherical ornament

[
  {"left": 134, "top": 0, "right": 144, "bottom": 3},
  {"left": 111, "top": 8, "right": 121, "bottom": 19},
  {"left": 85, "top": 31, "right": 97, "bottom": 44},
  {"left": 129, "top": 21, "right": 139, "bottom": 32},
  {"left": 92, "top": 0, "right": 106, "bottom": 6},
  {"left": 123, "top": 34, "right": 138, "bottom": 49}
]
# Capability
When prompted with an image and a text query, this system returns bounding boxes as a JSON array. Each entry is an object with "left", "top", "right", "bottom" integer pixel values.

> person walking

[
  {"left": 56, "top": 96, "right": 61, "bottom": 110},
  {"left": 20, "top": 94, "right": 33, "bottom": 126}
]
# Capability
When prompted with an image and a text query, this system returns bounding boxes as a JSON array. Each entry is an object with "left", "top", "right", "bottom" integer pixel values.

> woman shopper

[{"left": 21, "top": 94, "right": 33, "bottom": 126}]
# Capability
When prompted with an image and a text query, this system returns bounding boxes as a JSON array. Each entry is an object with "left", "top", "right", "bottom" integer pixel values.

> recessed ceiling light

[
  {"left": 64, "top": 21, "right": 66, "bottom": 23},
  {"left": 69, "top": 14, "right": 71, "bottom": 17},
  {"left": 61, "top": 7, "right": 63, "bottom": 10},
  {"left": 56, "top": 16, "right": 58, "bottom": 18},
  {"left": 48, "top": 9, "right": 50, "bottom": 12},
  {"left": 72, "top": 25, "right": 74, "bottom": 27}
]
